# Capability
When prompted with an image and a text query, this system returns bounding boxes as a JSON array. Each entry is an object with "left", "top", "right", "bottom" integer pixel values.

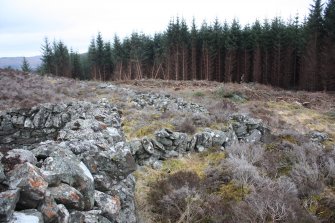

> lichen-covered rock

[
  {"left": 2, "top": 149, "right": 37, "bottom": 171},
  {"left": 193, "top": 130, "right": 215, "bottom": 152},
  {"left": 8, "top": 163, "right": 48, "bottom": 209},
  {"left": 155, "top": 129, "right": 174, "bottom": 147},
  {"left": 94, "top": 190, "right": 121, "bottom": 221},
  {"left": 0, "top": 189, "right": 20, "bottom": 222},
  {"left": 49, "top": 184, "right": 85, "bottom": 211},
  {"left": 130, "top": 92, "right": 208, "bottom": 113},
  {"left": 10, "top": 209, "right": 44, "bottom": 223},
  {"left": 109, "top": 174, "right": 137, "bottom": 223},
  {"left": 41, "top": 156, "right": 94, "bottom": 210},
  {"left": 243, "top": 129, "right": 262, "bottom": 143},
  {"left": 82, "top": 143, "right": 136, "bottom": 183},
  {"left": 69, "top": 211, "right": 111, "bottom": 223},
  {"left": 0, "top": 162, "right": 5, "bottom": 182},
  {"left": 141, "top": 138, "right": 155, "bottom": 155},
  {"left": 309, "top": 131, "right": 329, "bottom": 142},
  {"left": 57, "top": 204, "right": 69, "bottom": 223},
  {"left": 38, "top": 191, "right": 59, "bottom": 223}
]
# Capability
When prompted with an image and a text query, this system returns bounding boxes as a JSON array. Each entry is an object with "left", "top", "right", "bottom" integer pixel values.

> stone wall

[
  {"left": 0, "top": 100, "right": 137, "bottom": 223},
  {"left": 128, "top": 114, "right": 267, "bottom": 168},
  {"left": 0, "top": 100, "right": 268, "bottom": 223}
]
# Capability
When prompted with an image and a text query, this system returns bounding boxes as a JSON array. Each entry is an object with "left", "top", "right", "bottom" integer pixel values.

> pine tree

[
  {"left": 250, "top": 20, "right": 262, "bottom": 83},
  {"left": 323, "top": 0, "right": 335, "bottom": 90},
  {"left": 112, "top": 35, "right": 124, "bottom": 80},
  {"left": 21, "top": 57, "right": 31, "bottom": 72},
  {"left": 41, "top": 37, "right": 53, "bottom": 74},
  {"left": 88, "top": 38, "right": 97, "bottom": 79},
  {"left": 96, "top": 32, "right": 104, "bottom": 80},
  {"left": 190, "top": 18, "right": 198, "bottom": 80},
  {"left": 53, "top": 40, "right": 70, "bottom": 77},
  {"left": 103, "top": 41, "right": 113, "bottom": 80},
  {"left": 301, "top": 0, "right": 324, "bottom": 90},
  {"left": 70, "top": 49, "right": 82, "bottom": 79}
]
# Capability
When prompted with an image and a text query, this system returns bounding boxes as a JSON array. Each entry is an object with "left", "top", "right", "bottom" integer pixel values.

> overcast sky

[{"left": 0, "top": 0, "right": 314, "bottom": 57}]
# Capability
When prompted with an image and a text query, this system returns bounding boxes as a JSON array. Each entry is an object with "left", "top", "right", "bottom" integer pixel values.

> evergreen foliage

[
  {"left": 40, "top": 0, "right": 335, "bottom": 91},
  {"left": 21, "top": 57, "right": 31, "bottom": 72}
]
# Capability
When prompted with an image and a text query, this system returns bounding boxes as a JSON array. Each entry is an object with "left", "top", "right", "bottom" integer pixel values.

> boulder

[
  {"left": 0, "top": 189, "right": 20, "bottom": 222},
  {"left": 109, "top": 174, "right": 137, "bottom": 223},
  {"left": 2, "top": 149, "right": 37, "bottom": 172},
  {"left": 8, "top": 163, "right": 48, "bottom": 209},
  {"left": 309, "top": 131, "right": 329, "bottom": 143},
  {"left": 57, "top": 204, "right": 69, "bottom": 223},
  {"left": 41, "top": 156, "right": 94, "bottom": 210},
  {"left": 69, "top": 211, "right": 111, "bottom": 223},
  {"left": 48, "top": 184, "right": 85, "bottom": 211},
  {"left": 38, "top": 191, "right": 59, "bottom": 223},
  {"left": 10, "top": 210, "right": 44, "bottom": 223},
  {"left": 141, "top": 138, "right": 155, "bottom": 155},
  {"left": 82, "top": 146, "right": 136, "bottom": 183},
  {"left": 94, "top": 190, "right": 121, "bottom": 221},
  {"left": 243, "top": 129, "right": 262, "bottom": 143},
  {"left": 0, "top": 162, "right": 5, "bottom": 182}
]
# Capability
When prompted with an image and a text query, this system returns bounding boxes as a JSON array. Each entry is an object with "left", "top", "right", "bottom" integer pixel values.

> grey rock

[
  {"left": 243, "top": 129, "right": 262, "bottom": 143},
  {"left": 188, "top": 135, "right": 197, "bottom": 152},
  {"left": 223, "top": 130, "right": 238, "bottom": 147},
  {"left": 38, "top": 191, "right": 59, "bottom": 223},
  {"left": 173, "top": 132, "right": 188, "bottom": 153},
  {"left": 41, "top": 156, "right": 94, "bottom": 210},
  {"left": 211, "top": 130, "right": 228, "bottom": 146},
  {"left": 57, "top": 204, "right": 69, "bottom": 223},
  {"left": 309, "top": 131, "right": 329, "bottom": 142},
  {"left": 245, "top": 118, "right": 262, "bottom": 131},
  {"left": 155, "top": 129, "right": 173, "bottom": 147},
  {"left": 11, "top": 115, "right": 25, "bottom": 126},
  {"left": 83, "top": 149, "right": 136, "bottom": 182},
  {"left": 152, "top": 160, "right": 163, "bottom": 169},
  {"left": 49, "top": 184, "right": 85, "bottom": 211},
  {"left": 8, "top": 163, "right": 48, "bottom": 209},
  {"left": 24, "top": 118, "right": 34, "bottom": 128},
  {"left": 106, "top": 127, "right": 122, "bottom": 142},
  {"left": 163, "top": 150, "right": 179, "bottom": 158},
  {"left": 0, "top": 189, "right": 20, "bottom": 222},
  {"left": 60, "top": 140, "right": 98, "bottom": 156},
  {"left": 33, "top": 108, "right": 49, "bottom": 128},
  {"left": 69, "top": 211, "right": 112, "bottom": 223},
  {"left": 94, "top": 190, "right": 121, "bottom": 221},
  {"left": 3, "top": 149, "right": 37, "bottom": 167},
  {"left": 141, "top": 138, "right": 154, "bottom": 155},
  {"left": 195, "top": 145, "right": 205, "bottom": 152},
  {"left": 10, "top": 209, "right": 44, "bottom": 223},
  {"left": 110, "top": 174, "right": 137, "bottom": 223},
  {"left": 151, "top": 139, "right": 165, "bottom": 152},
  {"left": 195, "top": 131, "right": 213, "bottom": 149},
  {"left": 0, "top": 114, "right": 14, "bottom": 132},
  {"left": 93, "top": 174, "right": 114, "bottom": 192},
  {"left": 233, "top": 123, "right": 248, "bottom": 137},
  {"left": 128, "top": 140, "right": 143, "bottom": 155},
  {"left": 0, "top": 162, "right": 5, "bottom": 182}
]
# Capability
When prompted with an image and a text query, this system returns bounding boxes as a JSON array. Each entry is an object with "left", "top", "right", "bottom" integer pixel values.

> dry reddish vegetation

[{"left": 2, "top": 70, "right": 335, "bottom": 222}]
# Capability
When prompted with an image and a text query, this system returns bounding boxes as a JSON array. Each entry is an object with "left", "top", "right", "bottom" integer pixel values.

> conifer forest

[{"left": 40, "top": 0, "right": 335, "bottom": 91}]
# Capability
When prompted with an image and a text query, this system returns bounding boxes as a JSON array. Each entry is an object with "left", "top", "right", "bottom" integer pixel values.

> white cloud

[{"left": 0, "top": 0, "right": 312, "bottom": 57}]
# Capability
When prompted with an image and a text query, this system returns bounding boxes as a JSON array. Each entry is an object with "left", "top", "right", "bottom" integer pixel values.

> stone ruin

[{"left": 0, "top": 100, "right": 268, "bottom": 223}]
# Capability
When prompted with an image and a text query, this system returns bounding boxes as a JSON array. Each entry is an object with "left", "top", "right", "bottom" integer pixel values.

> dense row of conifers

[{"left": 39, "top": 0, "right": 335, "bottom": 91}]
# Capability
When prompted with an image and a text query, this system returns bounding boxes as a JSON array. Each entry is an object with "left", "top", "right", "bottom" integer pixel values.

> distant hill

[{"left": 0, "top": 56, "right": 42, "bottom": 70}]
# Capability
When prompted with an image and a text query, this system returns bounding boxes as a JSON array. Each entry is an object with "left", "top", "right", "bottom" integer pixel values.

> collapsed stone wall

[
  {"left": 128, "top": 114, "right": 267, "bottom": 168},
  {"left": 0, "top": 100, "right": 136, "bottom": 223},
  {"left": 0, "top": 99, "right": 268, "bottom": 223}
]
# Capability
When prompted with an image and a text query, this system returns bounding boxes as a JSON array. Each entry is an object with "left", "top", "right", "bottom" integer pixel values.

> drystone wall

[
  {"left": 0, "top": 99, "right": 268, "bottom": 223},
  {"left": 0, "top": 100, "right": 136, "bottom": 223}
]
